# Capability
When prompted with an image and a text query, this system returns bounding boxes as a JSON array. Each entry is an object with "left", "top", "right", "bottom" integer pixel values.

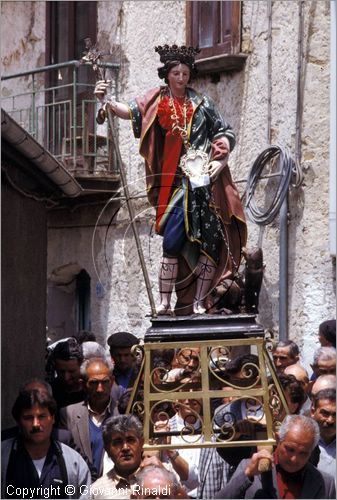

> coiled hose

[{"left": 245, "top": 145, "right": 301, "bottom": 226}]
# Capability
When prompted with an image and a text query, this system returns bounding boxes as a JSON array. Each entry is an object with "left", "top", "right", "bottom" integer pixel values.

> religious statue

[{"left": 94, "top": 44, "right": 247, "bottom": 316}]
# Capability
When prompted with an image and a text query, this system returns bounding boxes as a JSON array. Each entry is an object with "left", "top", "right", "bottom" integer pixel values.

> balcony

[{"left": 1, "top": 60, "right": 121, "bottom": 200}]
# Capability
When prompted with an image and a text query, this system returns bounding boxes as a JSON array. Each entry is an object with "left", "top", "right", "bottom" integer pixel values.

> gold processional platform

[{"left": 127, "top": 314, "right": 289, "bottom": 454}]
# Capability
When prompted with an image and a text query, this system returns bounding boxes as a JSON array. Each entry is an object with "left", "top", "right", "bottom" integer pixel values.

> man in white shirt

[{"left": 1, "top": 389, "right": 90, "bottom": 499}]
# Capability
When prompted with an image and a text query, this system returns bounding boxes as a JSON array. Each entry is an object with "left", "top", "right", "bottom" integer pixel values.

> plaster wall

[
  {"left": 88, "top": 0, "right": 333, "bottom": 368},
  {"left": 1, "top": 2, "right": 46, "bottom": 120},
  {"left": 2, "top": 1, "right": 334, "bottom": 370}
]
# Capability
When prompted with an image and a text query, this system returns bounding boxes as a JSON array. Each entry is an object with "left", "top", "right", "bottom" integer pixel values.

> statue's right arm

[{"left": 94, "top": 80, "right": 130, "bottom": 120}]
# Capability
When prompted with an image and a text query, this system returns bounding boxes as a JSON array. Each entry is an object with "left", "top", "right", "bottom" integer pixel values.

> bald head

[
  {"left": 284, "top": 364, "right": 309, "bottom": 393},
  {"left": 311, "top": 374, "right": 336, "bottom": 396}
]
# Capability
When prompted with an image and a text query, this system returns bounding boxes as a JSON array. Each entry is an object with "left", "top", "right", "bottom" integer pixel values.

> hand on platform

[{"left": 244, "top": 449, "right": 273, "bottom": 478}]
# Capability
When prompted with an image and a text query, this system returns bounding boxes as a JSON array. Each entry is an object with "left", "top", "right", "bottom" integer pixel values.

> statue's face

[{"left": 167, "top": 63, "right": 190, "bottom": 96}]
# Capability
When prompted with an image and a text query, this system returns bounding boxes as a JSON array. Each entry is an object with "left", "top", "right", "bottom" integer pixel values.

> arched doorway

[{"left": 47, "top": 264, "right": 91, "bottom": 342}]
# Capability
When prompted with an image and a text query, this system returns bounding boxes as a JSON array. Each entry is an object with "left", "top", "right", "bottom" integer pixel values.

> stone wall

[{"left": 2, "top": 1, "right": 334, "bottom": 370}]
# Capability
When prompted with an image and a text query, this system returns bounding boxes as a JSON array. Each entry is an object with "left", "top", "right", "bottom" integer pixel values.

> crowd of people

[{"left": 1, "top": 320, "right": 336, "bottom": 499}]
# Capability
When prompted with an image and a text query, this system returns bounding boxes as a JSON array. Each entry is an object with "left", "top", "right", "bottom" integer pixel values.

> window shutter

[{"left": 186, "top": 1, "right": 246, "bottom": 73}]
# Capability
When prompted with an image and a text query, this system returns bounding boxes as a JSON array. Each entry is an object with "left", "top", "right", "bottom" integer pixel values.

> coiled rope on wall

[
  {"left": 245, "top": 1, "right": 304, "bottom": 229},
  {"left": 245, "top": 145, "right": 296, "bottom": 226}
]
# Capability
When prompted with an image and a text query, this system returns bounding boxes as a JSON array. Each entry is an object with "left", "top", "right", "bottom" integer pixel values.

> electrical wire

[
  {"left": 103, "top": 205, "right": 121, "bottom": 277},
  {"left": 91, "top": 194, "right": 120, "bottom": 287},
  {"left": 2, "top": 166, "right": 59, "bottom": 207},
  {"left": 245, "top": 145, "right": 295, "bottom": 226}
]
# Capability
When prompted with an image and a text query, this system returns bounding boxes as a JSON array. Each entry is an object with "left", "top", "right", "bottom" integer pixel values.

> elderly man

[
  {"left": 311, "top": 347, "right": 336, "bottom": 380},
  {"left": 132, "top": 465, "right": 187, "bottom": 499},
  {"left": 215, "top": 415, "right": 335, "bottom": 499},
  {"left": 1, "top": 389, "right": 90, "bottom": 499},
  {"left": 90, "top": 415, "right": 144, "bottom": 499},
  {"left": 59, "top": 356, "right": 118, "bottom": 480},
  {"left": 107, "top": 332, "right": 140, "bottom": 390},
  {"left": 311, "top": 389, "right": 336, "bottom": 479},
  {"left": 272, "top": 340, "right": 300, "bottom": 374}
]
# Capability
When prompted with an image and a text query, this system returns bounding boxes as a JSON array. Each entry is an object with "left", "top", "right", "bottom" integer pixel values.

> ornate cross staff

[{"left": 82, "top": 39, "right": 157, "bottom": 317}]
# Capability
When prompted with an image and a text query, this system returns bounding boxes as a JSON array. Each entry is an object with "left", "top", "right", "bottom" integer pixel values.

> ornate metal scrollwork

[
  {"left": 150, "top": 399, "right": 204, "bottom": 444},
  {"left": 208, "top": 345, "right": 261, "bottom": 390},
  {"left": 131, "top": 400, "right": 145, "bottom": 419},
  {"left": 130, "top": 343, "right": 144, "bottom": 364},
  {"left": 209, "top": 346, "right": 231, "bottom": 370},
  {"left": 268, "top": 382, "right": 286, "bottom": 433},
  {"left": 212, "top": 408, "right": 237, "bottom": 442},
  {"left": 139, "top": 336, "right": 288, "bottom": 451},
  {"left": 268, "top": 383, "right": 283, "bottom": 417},
  {"left": 264, "top": 330, "right": 276, "bottom": 353},
  {"left": 149, "top": 347, "right": 201, "bottom": 393},
  {"left": 243, "top": 397, "right": 265, "bottom": 423},
  {"left": 211, "top": 396, "right": 266, "bottom": 442}
]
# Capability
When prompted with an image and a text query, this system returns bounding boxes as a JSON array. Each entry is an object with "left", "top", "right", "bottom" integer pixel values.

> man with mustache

[
  {"left": 90, "top": 415, "right": 144, "bottom": 499},
  {"left": 1, "top": 389, "right": 90, "bottom": 499},
  {"left": 311, "top": 389, "right": 336, "bottom": 479}
]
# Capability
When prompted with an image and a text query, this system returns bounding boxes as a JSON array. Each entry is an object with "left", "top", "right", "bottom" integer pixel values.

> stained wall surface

[
  {"left": 1, "top": 1, "right": 334, "bottom": 371},
  {"left": 1, "top": 166, "right": 47, "bottom": 428}
]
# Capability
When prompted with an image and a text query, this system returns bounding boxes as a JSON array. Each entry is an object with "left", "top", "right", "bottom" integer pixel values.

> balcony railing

[{"left": 1, "top": 60, "right": 120, "bottom": 177}]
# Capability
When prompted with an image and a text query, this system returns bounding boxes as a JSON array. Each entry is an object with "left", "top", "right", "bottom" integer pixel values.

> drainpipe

[
  {"left": 330, "top": 1, "right": 336, "bottom": 257},
  {"left": 279, "top": 197, "right": 288, "bottom": 341}
]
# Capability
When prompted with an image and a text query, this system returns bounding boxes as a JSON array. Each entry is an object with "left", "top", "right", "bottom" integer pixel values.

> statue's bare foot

[
  {"left": 156, "top": 304, "right": 173, "bottom": 316},
  {"left": 193, "top": 302, "right": 207, "bottom": 314}
]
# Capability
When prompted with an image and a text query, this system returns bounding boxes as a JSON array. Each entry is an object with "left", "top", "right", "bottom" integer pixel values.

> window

[
  {"left": 186, "top": 1, "right": 246, "bottom": 74},
  {"left": 46, "top": 1, "right": 97, "bottom": 99},
  {"left": 45, "top": 2, "right": 98, "bottom": 164}
]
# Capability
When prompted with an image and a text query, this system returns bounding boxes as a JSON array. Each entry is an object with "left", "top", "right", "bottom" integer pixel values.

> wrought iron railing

[{"left": 1, "top": 60, "right": 120, "bottom": 176}]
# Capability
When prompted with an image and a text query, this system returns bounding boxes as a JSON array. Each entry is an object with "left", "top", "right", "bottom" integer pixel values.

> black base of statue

[{"left": 145, "top": 313, "right": 264, "bottom": 342}]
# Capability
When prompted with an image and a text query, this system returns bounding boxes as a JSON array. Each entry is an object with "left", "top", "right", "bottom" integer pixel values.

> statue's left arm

[{"left": 199, "top": 95, "right": 236, "bottom": 180}]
